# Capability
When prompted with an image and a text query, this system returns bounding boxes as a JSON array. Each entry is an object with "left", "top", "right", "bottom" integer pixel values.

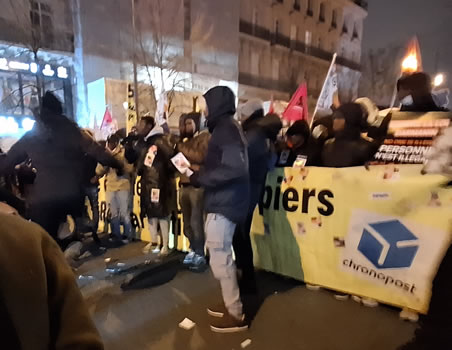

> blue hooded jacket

[{"left": 197, "top": 86, "right": 250, "bottom": 224}]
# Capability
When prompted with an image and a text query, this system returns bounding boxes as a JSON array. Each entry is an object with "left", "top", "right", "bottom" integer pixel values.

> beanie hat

[{"left": 238, "top": 99, "right": 264, "bottom": 122}]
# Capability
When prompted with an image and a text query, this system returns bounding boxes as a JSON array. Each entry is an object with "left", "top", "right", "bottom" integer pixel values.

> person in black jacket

[
  {"left": 190, "top": 86, "right": 250, "bottom": 332},
  {"left": 322, "top": 103, "right": 384, "bottom": 167},
  {"left": 233, "top": 100, "right": 282, "bottom": 294},
  {"left": 398, "top": 72, "right": 449, "bottom": 112},
  {"left": 0, "top": 92, "right": 122, "bottom": 245},
  {"left": 276, "top": 120, "right": 318, "bottom": 167},
  {"left": 125, "top": 116, "right": 175, "bottom": 256}
]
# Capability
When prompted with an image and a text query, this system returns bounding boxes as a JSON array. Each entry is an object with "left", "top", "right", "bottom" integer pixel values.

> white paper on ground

[
  {"left": 241, "top": 339, "right": 252, "bottom": 348},
  {"left": 178, "top": 318, "right": 196, "bottom": 330}
]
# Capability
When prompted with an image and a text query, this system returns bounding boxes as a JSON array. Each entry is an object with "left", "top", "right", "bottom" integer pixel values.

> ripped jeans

[{"left": 205, "top": 213, "right": 243, "bottom": 319}]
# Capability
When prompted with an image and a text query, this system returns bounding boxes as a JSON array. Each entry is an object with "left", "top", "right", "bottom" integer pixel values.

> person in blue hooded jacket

[{"left": 190, "top": 86, "right": 250, "bottom": 333}]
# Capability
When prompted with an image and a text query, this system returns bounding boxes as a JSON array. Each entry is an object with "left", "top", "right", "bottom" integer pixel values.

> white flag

[{"left": 313, "top": 53, "right": 338, "bottom": 121}]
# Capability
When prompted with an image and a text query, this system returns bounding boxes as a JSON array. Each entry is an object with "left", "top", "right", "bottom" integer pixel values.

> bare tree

[
  {"left": 135, "top": 0, "right": 187, "bottom": 122},
  {"left": 359, "top": 45, "right": 405, "bottom": 107}
]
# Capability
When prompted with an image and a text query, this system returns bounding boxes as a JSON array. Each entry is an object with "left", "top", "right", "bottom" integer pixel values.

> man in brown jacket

[
  {"left": 0, "top": 207, "right": 104, "bottom": 350},
  {"left": 177, "top": 112, "right": 210, "bottom": 271}
]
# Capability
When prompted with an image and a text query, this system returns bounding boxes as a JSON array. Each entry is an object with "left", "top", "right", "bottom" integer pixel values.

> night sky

[{"left": 363, "top": 0, "right": 452, "bottom": 90}]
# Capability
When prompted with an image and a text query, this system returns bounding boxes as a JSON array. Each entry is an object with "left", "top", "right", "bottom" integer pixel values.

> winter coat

[
  {"left": 0, "top": 110, "right": 120, "bottom": 206},
  {"left": 96, "top": 146, "right": 134, "bottom": 192},
  {"left": 128, "top": 126, "right": 175, "bottom": 218},
  {"left": 177, "top": 131, "right": 210, "bottom": 185},
  {"left": 0, "top": 212, "right": 103, "bottom": 350},
  {"left": 242, "top": 112, "right": 282, "bottom": 184},
  {"left": 276, "top": 139, "right": 319, "bottom": 167},
  {"left": 194, "top": 86, "right": 250, "bottom": 224},
  {"left": 321, "top": 103, "right": 383, "bottom": 168}
]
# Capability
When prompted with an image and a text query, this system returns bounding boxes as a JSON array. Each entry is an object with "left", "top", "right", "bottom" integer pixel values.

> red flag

[
  {"left": 282, "top": 83, "right": 309, "bottom": 122},
  {"left": 100, "top": 107, "right": 113, "bottom": 130}
]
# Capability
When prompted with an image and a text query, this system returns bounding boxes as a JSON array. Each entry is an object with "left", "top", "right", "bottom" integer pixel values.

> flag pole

[{"left": 311, "top": 53, "right": 337, "bottom": 127}]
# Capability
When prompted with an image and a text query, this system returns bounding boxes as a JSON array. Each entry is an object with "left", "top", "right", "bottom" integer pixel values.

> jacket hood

[
  {"left": 144, "top": 125, "right": 164, "bottom": 141},
  {"left": 203, "top": 86, "right": 236, "bottom": 132}
]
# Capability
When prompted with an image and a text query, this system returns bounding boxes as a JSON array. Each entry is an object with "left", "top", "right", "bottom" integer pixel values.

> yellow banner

[{"left": 251, "top": 165, "right": 452, "bottom": 313}]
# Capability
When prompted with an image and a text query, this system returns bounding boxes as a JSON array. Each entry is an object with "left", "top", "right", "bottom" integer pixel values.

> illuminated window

[{"left": 30, "top": 0, "right": 54, "bottom": 46}]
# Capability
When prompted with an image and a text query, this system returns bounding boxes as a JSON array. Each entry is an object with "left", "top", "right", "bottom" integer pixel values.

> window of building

[
  {"left": 307, "top": 0, "right": 314, "bottom": 16},
  {"left": 0, "top": 71, "right": 22, "bottom": 115},
  {"left": 352, "top": 23, "right": 360, "bottom": 40},
  {"left": 342, "top": 21, "right": 348, "bottom": 34},
  {"left": 30, "top": 0, "right": 54, "bottom": 46},
  {"left": 272, "top": 59, "right": 280, "bottom": 80},
  {"left": 274, "top": 19, "right": 280, "bottom": 35},
  {"left": 319, "top": 3, "right": 325, "bottom": 22},
  {"left": 251, "top": 52, "right": 260, "bottom": 76},
  {"left": 183, "top": 0, "right": 191, "bottom": 41},
  {"left": 252, "top": 8, "right": 258, "bottom": 26},
  {"left": 293, "top": 0, "right": 301, "bottom": 11},
  {"left": 331, "top": 9, "right": 338, "bottom": 28},
  {"left": 290, "top": 25, "right": 297, "bottom": 42},
  {"left": 305, "top": 30, "right": 312, "bottom": 46}
]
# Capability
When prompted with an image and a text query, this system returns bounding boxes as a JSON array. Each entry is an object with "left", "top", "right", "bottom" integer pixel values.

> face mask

[{"left": 400, "top": 94, "right": 413, "bottom": 106}]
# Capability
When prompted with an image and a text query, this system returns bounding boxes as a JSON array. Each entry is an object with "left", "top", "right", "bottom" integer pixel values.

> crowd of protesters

[{"left": 0, "top": 71, "right": 451, "bottom": 346}]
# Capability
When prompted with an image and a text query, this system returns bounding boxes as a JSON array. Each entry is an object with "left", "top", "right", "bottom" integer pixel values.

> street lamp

[{"left": 433, "top": 73, "right": 445, "bottom": 88}]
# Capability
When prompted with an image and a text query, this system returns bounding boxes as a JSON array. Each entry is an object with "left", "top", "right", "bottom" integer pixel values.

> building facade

[
  {"left": 238, "top": 0, "right": 367, "bottom": 105},
  {"left": 0, "top": 0, "right": 74, "bottom": 139},
  {"left": 0, "top": 0, "right": 367, "bottom": 138}
]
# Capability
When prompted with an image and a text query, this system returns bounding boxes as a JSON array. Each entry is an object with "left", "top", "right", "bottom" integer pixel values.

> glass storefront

[{"left": 0, "top": 60, "right": 73, "bottom": 137}]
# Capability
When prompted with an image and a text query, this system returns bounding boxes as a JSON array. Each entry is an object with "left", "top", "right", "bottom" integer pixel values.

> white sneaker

[
  {"left": 352, "top": 295, "right": 362, "bottom": 304},
  {"left": 334, "top": 293, "right": 350, "bottom": 301},
  {"left": 362, "top": 298, "right": 379, "bottom": 308},
  {"left": 183, "top": 251, "right": 196, "bottom": 265},
  {"left": 400, "top": 308, "right": 419, "bottom": 322},
  {"left": 306, "top": 284, "right": 321, "bottom": 291},
  {"left": 143, "top": 243, "right": 158, "bottom": 254}
]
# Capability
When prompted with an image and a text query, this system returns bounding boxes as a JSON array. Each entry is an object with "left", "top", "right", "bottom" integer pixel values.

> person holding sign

[
  {"left": 177, "top": 113, "right": 210, "bottom": 271},
  {"left": 125, "top": 117, "right": 175, "bottom": 256}
]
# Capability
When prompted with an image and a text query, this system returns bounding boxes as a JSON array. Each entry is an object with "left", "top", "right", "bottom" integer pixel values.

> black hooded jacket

[
  {"left": 194, "top": 86, "right": 250, "bottom": 224},
  {"left": 322, "top": 103, "right": 382, "bottom": 167},
  {"left": 0, "top": 92, "right": 121, "bottom": 205},
  {"left": 243, "top": 111, "right": 282, "bottom": 184}
]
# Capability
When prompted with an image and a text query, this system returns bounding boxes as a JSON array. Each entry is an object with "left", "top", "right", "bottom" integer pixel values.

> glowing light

[
  {"left": 30, "top": 62, "right": 38, "bottom": 73},
  {"left": 433, "top": 74, "right": 445, "bottom": 87},
  {"left": 123, "top": 101, "right": 129, "bottom": 110},
  {"left": 401, "top": 54, "right": 418, "bottom": 73},
  {"left": 0, "top": 58, "right": 8, "bottom": 70},
  {"left": 42, "top": 64, "right": 55, "bottom": 77},
  {"left": 9, "top": 61, "right": 29, "bottom": 70},
  {"left": 0, "top": 116, "right": 19, "bottom": 134},
  {"left": 22, "top": 117, "right": 35, "bottom": 131},
  {"left": 57, "top": 66, "right": 68, "bottom": 79}
]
